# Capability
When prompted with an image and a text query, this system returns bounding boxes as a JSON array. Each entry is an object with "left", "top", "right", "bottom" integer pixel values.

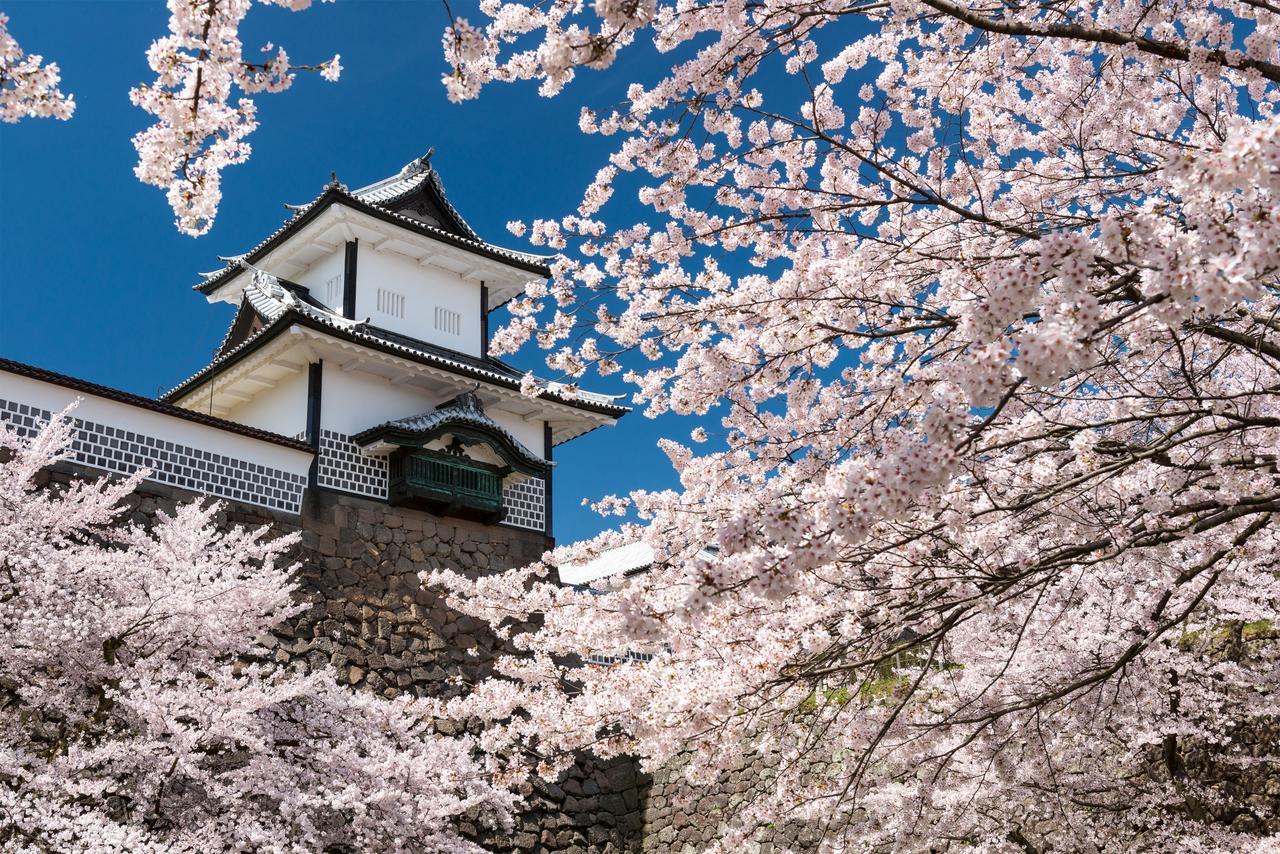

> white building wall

[
  {"left": 489, "top": 409, "right": 546, "bottom": 455},
  {"left": 321, "top": 365, "right": 545, "bottom": 458},
  {"left": 313, "top": 364, "right": 547, "bottom": 530},
  {"left": 356, "top": 247, "right": 482, "bottom": 357},
  {"left": 224, "top": 367, "right": 309, "bottom": 438},
  {"left": 314, "top": 363, "right": 428, "bottom": 500},
  {"left": 320, "top": 364, "right": 434, "bottom": 434},
  {"left": 296, "top": 248, "right": 346, "bottom": 313},
  {"left": 0, "top": 370, "right": 312, "bottom": 514}
]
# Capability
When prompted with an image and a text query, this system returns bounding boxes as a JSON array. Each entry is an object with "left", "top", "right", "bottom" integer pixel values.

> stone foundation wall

[
  {"left": 641, "top": 750, "right": 822, "bottom": 853},
  {"left": 38, "top": 462, "right": 650, "bottom": 854}
]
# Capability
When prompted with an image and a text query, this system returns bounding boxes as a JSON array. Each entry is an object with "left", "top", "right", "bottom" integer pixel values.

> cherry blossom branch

[
  {"left": 431, "top": 0, "right": 1280, "bottom": 846},
  {"left": 0, "top": 12, "right": 73, "bottom": 123},
  {"left": 130, "top": 0, "right": 342, "bottom": 236},
  {"left": 919, "top": 0, "right": 1280, "bottom": 82}
]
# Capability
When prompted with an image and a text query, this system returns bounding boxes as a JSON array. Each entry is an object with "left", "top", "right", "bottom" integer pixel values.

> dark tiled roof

[
  {"left": 351, "top": 154, "right": 483, "bottom": 242},
  {"left": 353, "top": 391, "right": 551, "bottom": 472},
  {"left": 196, "top": 160, "right": 552, "bottom": 295},
  {"left": 160, "top": 306, "right": 630, "bottom": 421},
  {"left": 360, "top": 323, "right": 524, "bottom": 382},
  {"left": 0, "top": 356, "right": 314, "bottom": 452},
  {"left": 212, "top": 299, "right": 253, "bottom": 359}
]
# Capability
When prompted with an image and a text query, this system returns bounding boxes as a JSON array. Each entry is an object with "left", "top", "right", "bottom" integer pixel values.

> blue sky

[{"left": 0, "top": 0, "right": 692, "bottom": 544}]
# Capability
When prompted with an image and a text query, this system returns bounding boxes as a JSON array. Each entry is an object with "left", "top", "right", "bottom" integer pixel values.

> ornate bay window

[{"left": 354, "top": 392, "right": 551, "bottom": 524}]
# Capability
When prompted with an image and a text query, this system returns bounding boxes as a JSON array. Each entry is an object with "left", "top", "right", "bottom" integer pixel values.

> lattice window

[
  {"left": 586, "top": 650, "right": 657, "bottom": 667},
  {"left": 503, "top": 475, "right": 546, "bottom": 532},
  {"left": 324, "top": 274, "right": 343, "bottom": 310},
  {"left": 317, "top": 430, "right": 388, "bottom": 499},
  {"left": 434, "top": 306, "right": 461, "bottom": 337},
  {"left": 0, "top": 397, "right": 307, "bottom": 514},
  {"left": 312, "top": 430, "right": 546, "bottom": 524},
  {"left": 376, "top": 288, "right": 406, "bottom": 319}
]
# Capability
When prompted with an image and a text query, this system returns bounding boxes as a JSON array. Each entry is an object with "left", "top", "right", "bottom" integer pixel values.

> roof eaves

[
  {"left": 164, "top": 309, "right": 629, "bottom": 420},
  {"left": 333, "top": 189, "right": 553, "bottom": 275},
  {"left": 0, "top": 356, "right": 313, "bottom": 453},
  {"left": 160, "top": 311, "right": 295, "bottom": 402},
  {"left": 194, "top": 186, "right": 338, "bottom": 295},
  {"left": 196, "top": 185, "right": 554, "bottom": 296},
  {"left": 163, "top": 300, "right": 629, "bottom": 425}
]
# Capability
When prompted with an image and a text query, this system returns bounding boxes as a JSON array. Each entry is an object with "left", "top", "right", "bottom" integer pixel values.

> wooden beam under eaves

[{"left": 243, "top": 375, "right": 278, "bottom": 389}]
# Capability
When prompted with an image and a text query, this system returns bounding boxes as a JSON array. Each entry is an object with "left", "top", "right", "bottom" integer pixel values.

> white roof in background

[{"left": 559, "top": 541, "right": 654, "bottom": 585}]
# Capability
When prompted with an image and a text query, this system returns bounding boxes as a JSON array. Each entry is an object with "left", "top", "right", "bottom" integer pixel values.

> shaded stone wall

[
  {"left": 640, "top": 751, "right": 821, "bottom": 853},
  {"left": 40, "top": 462, "right": 649, "bottom": 854}
]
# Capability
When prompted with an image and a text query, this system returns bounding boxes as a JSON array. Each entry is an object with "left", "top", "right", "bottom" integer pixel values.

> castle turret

[{"left": 161, "top": 151, "right": 628, "bottom": 536}]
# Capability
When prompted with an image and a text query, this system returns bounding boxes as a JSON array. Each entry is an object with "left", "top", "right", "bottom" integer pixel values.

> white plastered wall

[
  {"left": 322, "top": 364, "right": 545, "bottom": 454},
  {"left": 223, "top": 367, "right": 309, "bottom": 438},
  {"left": 311, "top": 362, "right": 549, "bottom": 529},
  {"left": 320, "top": 363, "right": 436, "bottom": 434},
  {"left": 356, "top": 246, "right": 482, "bottom": 357},
  {"left": 295, "top": 248, "right": 346, "bottom": 313},
  {"left": 487, "top": 408, "right": 546, "bottom": 456},
  {"left": 0, "top": 370, "right": 313, "bottom": 513}
]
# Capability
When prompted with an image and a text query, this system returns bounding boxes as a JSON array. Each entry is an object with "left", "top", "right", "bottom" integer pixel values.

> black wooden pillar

[
  {"left": 342, "top": 240, "right": 359, "bottom": 319},
  {"left": 480, "top": 282, "right": 489, "bottom": 359},
  {"left": 306, "top": 361, "right": 323, "bottom": 488},
  {"left": 543, "top": 422, "right": 554, "bottom": 537}
]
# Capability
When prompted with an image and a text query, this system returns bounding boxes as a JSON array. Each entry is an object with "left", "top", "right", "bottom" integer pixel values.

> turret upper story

[
  {"left": 159, "top": 151, "right": 628, "bottom": 533},
  {"left": 195, "top": 150, "right": 547, "bottom": 360}
]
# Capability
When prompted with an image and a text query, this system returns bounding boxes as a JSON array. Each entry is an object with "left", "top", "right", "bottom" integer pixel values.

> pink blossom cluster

[
  {"left": 0, "top": 13, "right": 73, "bottom": 123},
  {"left": 129, "top": 0, "right": 340, "bottom": 236},
  {"left": 435, "top": 0, "right": 1280, "bottom": 848},
  {"left": 0, "top": 413, "right": 514, "bottom": 851}
]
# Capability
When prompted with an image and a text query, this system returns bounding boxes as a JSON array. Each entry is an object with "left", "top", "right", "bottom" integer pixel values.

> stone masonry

[{"left": 39, "top": 461, "right": 651, "bottom": 854}]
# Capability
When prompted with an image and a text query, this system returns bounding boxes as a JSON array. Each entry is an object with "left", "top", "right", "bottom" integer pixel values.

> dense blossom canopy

[
  {"left": 0, "top": 414, "right": 513, "bottom": 852},
  {"left": 431, "top": 0, "right": 1280, "bottom": 849}
]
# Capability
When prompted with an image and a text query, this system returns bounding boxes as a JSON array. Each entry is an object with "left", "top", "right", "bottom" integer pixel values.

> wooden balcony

[{"left": 388, "top": 449, "right": 505, "bottom": 523}]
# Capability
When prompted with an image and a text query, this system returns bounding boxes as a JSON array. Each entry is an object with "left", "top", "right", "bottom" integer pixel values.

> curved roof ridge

[
  {"left": 242, "top": 266, "right": 366, "bottom": 331},
  {"left": 355, "top": 391, "right": 551, "bottom": 472},
  {"left": 351, "top": 150, "right": 483, "bottom": 243},
  {"left": 195, "top": 184, "right": 552, "bottom": 295}
]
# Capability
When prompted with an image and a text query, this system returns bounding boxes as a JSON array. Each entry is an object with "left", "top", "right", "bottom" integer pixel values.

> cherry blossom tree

[
  {"left": 431, "top": 0, "right": 1280, "bottom": 849},
  {"left": 0, "top": 412, "right": 514, "bottom": 852},
  {"left": 0, "top": 12, "right": 72, "bottom": 123}
]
